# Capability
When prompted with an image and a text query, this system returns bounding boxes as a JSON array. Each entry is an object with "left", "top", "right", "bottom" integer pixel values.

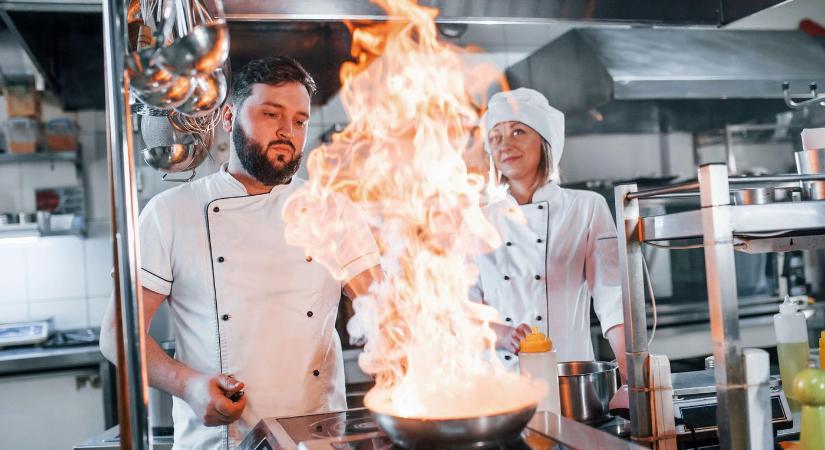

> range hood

[
  {"left": 220, "top": 0, "right": 783, "bottom": 26},
  {"left": 506, "top": 28, "right": 825, "bottom": 134},
  {"left": 0, "top": 21, "right": 39, "bottom": 85},
  {"left": 0, "top": 0, "right": 791, "bottom": 110}
]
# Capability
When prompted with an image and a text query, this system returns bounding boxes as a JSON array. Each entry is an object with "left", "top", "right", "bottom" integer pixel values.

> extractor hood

[
  {"left": 0, "top": 0, "right": 791, "bottom": 110},
  {"left": 506, "top": 28, "right": 825, "bottom": 134},
  {"left": 0, "top": 20, "right": 40, "bottom": 85}
]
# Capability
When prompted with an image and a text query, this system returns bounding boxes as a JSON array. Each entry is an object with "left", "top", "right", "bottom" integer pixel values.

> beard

[{"left": 232, "top": 121, "right": 303, "bottom": 186}]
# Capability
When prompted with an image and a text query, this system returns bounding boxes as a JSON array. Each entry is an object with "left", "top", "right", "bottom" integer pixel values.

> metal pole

[
  {"left": 614, "top": 183, "right": 653, "bottom": 443},
  {"left": 101, "top": 0, "right": 151, "bottom": 448},
  {"left": 728, "top": 173, "right": 825, "bottom": 184},
  {"left": 698, "top": 163, "right": 750, "bottom": 450},
  {"left": 626, "top": 180, "right": 701, "bottom": 201}
]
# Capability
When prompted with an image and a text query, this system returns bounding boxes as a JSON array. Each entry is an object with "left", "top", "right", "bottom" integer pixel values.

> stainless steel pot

[
  {"left": 773, "top": 186, "right": 801, "bottom": 203},
  {"left": 795, "top": 148, "right": 825, "bottom": 200},
  {"left": 558, "top": 361, "right": 619, "bottom": 424},
  {"left": 732, "top": 187, "right": 773, "bottom": 205}
]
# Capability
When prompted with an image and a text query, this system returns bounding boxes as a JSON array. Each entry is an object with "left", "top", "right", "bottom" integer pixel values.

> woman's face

[{"left": 487, "top": 121, "right": 543, "bottom": 184}]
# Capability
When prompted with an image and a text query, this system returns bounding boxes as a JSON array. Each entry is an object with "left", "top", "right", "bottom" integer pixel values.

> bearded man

[{"left": 100, "top": 57, "right": 380, "bottom": 449}]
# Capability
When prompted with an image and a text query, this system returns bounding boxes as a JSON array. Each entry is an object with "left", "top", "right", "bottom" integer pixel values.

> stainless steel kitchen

[{"left": 1, "top": 1, "right": 825, "bottom": 449}]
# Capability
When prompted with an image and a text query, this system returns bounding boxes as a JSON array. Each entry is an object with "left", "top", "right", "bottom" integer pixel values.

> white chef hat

[{"left": 480, "top": 87, "right": 565, "bottom": 169}]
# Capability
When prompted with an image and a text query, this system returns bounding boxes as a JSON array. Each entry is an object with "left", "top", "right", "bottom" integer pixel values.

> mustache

[{"left": 267, "top": 139, "right": 296, "bottom": 152}]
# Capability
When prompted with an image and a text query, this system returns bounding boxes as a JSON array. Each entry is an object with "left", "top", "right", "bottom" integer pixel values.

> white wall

[
  {"left": 560, "top": 133, "right": 697, "bottom": 183},
  {"left": 0, "top": 100, "right": 114, "bottom": 329}
]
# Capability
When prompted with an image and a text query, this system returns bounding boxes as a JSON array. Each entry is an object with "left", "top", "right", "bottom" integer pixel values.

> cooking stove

[
  {"left": 240, "top": 407, "right": 636, "bottom": 450},
  {"left": 280, "top": 408, "right": 538, "bottom": 449}
]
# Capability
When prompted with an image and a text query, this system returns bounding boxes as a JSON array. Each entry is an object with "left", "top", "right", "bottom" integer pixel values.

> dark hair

[{"left": 229, "top": 56, "right": 317, "bottom": 106}]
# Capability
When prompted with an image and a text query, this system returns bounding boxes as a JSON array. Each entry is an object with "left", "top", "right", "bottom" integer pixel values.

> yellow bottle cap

[{"left": 520, "top": 326, "right": 552, "bottom": 353}]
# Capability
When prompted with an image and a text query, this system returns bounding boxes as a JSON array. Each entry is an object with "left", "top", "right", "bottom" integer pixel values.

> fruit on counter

[{"left": 794, "top": 368, "right": 825, "bottom": 450}]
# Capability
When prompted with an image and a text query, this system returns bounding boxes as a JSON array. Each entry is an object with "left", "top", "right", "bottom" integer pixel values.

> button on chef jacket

[
  {"left": 471, "top": 182, "right": 623, "bottom": 367},
  {"left": 138, "top": 164, "right": 379, "bottom": 450}
]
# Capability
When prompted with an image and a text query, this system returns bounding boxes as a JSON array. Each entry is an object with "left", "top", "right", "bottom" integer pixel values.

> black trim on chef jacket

[{"left": 141, "top": 267, "right": 173, "bottom": 284}]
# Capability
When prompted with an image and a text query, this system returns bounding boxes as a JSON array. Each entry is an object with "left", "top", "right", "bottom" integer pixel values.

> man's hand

[
  {"left": 183, "top": 374, "right": 247, "bottom": 426},
  {"left": 490, "top": 323, "right": 532, "bottom": 354}
]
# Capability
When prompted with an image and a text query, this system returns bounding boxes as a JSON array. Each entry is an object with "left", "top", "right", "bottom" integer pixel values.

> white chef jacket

[
  {"left": 138, "top": 164, "right": 379, "bottom": 449},
  {"left": 471, "top": 182, "right": 624, "bottom": 366}
]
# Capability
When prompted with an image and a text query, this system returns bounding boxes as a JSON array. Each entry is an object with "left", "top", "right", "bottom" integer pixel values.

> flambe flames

[{"left": 283, "top": 0, "right": 543, "bottom": 419}]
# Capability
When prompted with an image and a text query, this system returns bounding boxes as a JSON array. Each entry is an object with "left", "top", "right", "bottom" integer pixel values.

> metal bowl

[
  {"left": 142, "top": 143, "right": 204, "bottom": 173},
  {"left": 157, "top": 21, "right": 229, "bottom": 77},
  {"left": 558, "top": 361, "right": 619, "bottom": 424},
  {"left": 365, "top": 388, "right": 538, "bottom": 449}
]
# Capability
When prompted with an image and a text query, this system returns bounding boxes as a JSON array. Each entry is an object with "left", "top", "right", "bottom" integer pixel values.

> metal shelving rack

[
  {"left": 0, "top": 152, "right": 80, "bottom": 164},
  {"left": 615, "top": 163, "right": 825, "bottom": 449}
]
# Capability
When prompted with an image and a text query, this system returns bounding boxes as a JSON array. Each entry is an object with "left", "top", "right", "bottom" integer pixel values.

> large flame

[{"left": 283, "top": 0, "right": 542, "bottom": 418}]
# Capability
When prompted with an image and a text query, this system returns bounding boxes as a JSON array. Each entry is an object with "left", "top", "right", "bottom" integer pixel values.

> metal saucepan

[
  {"left": 365, "top": 388, "right": 538, "bottom": 449},
  {"left": 732, "top": 187, "right": 774, "bottom": 206},
  {"left": 796, "top": 148, "right": 825, "bottom": 200},
  {"left": 558, "top": 361, "right": 619, "bottom": 424},
  {"left": 773, "top": 186, "right": 802, "bottom": 203}
]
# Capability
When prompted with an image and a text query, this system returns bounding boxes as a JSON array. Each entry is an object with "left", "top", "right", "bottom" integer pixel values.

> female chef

[{"left": 473, "top": 88, "right": 627, "bottom": 382}]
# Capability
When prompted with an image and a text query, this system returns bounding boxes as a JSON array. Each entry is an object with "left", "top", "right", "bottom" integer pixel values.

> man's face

[{"left": 228, "top": 82, "right": 311, "bottom": 185}]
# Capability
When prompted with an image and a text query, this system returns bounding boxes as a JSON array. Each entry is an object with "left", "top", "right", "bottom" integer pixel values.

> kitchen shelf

[
  {"left": 641, "top": 200, "right": 825, "bottom": 243},
  {"left": 0, "top": 152, "right": 79, "bottom": 164},
  {"left": 0, "top": 216, "right": 86, "bottom": 240}
]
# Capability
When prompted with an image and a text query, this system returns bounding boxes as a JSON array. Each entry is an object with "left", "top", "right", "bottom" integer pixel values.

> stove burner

[
  {"left": 275, "top": 409, "right": 555, "bottom": 449},
  {"left": 351, "top": 420, "right": 381, "bottom": 432},
  {"left": 329, "top": 435, "right": 533, "bottom": 450},
  {"left": 310, "top": 415, "right": 381, "bottom": 438}
]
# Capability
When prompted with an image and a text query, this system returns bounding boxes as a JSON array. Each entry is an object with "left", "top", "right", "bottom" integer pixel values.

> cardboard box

[
  {"left": 6, "top": 117, "right": 39, "bottom": 154},
  {"left": 3, "top": 84, "right": 41, "bottom": 118}
]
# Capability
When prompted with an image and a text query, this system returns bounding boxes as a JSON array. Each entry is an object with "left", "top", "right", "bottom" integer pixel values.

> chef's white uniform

[
  {"left": 471, "top": 182, "right": 624, "bottom": 367},
  {"left": 139, "top": 164, "right": 379, "bottom": 449}
]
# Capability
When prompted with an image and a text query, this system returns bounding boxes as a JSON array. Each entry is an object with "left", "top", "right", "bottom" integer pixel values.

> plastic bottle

[
  {"left": 774, "top": 296, "right": 809, "bottom": 411},
  {"left": 519, "top": 327, "right": 560, "bottom": 415}
]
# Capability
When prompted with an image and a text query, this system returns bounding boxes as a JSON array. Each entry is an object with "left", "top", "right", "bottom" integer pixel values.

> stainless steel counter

[
  {"left": 0, "top": 342, "right": 119, "bottom": 430},
  {"left": 0, "top": 344, "right": 104, "bottom": 375},
  {"left": 528, "top": 411, "right": 644, "bottom": 449},
  {"left": 74, "top": 425, "right": 173, "bottom": 450},
  {"left": 240, "top": 408, "right": 644, "bottom": 449}
]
